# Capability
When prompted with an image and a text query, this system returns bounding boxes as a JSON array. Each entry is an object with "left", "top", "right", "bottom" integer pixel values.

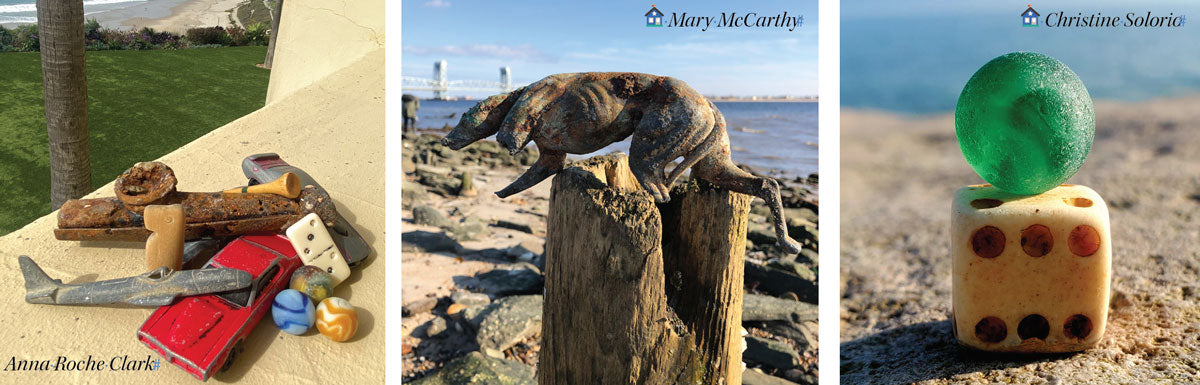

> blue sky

[{"left": 401, "top": 1, "right": 818, "bottom": 99}]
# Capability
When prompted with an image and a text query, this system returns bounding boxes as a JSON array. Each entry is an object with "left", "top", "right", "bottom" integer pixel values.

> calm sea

[
  {"left": 413, "top": 99, "right": 819, "bottom": 178},
  {"left": 843, "top": 8, "right": 1200, "bottom": 114},
  {"left": 0, "top": 0, "right": 147, "bottom": 24}
]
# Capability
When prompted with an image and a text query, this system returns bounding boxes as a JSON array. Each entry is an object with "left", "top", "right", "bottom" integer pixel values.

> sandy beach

[
  {"left": 119, "top": 0, "right": 244, "bottom": 33},
  {"left": 840, "top": 95, "right": 1200, "bottom": 383},
  {"left": 0, "top": 0, "right": 250, "bottom": 32}
]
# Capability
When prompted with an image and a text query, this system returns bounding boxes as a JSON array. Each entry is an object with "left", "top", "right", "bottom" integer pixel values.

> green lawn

[{"left": 0, "top": 46, "right": 270, "bottom": 236}]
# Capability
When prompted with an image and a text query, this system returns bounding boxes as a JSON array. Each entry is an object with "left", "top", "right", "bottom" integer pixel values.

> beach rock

[
  {"left": 746, "top": 261, "right": 817, "bottom": 304},
  {"left": 745, "top": 336, "right": 800, "bottom": 370},
  {"left": 796, "top": 249, "right": 818, "bottom": 266},
  {"left": 743, "top": 294, "right": 818, "bottom": 323},
  {"left": 515, "top": 261, "right": 542, "bottom": 275},
  {"left": 414, "top": 165, "right": 462, "bottom": 196},
  {"left": 475, "top": 268, "right": 544, "bottom": 297},
  {"left": 450, "top": 216, "right": 489, "bottom": 241},
  {"left": 743, "top": 368, "right": 801, "bottom": 385},
  {"left": 494, "top": 219, "right": 534, "bottom": 234},
  {"left": 451, "top": 292, "right": 492, "bottom": 307},
  {"left": 785, "top": 207, "right": 819, "bottom": 224},
  {"left": 435, "top": 148, "right": 465, "bottom": 165},
  {"left": 408, "top": 352, "right": 535, "bottom": 385},
  {"left": 424, "top": 316, "right": 448, "bottom": 338},
  {"left": 404, "top": 297, "right": 438, "bottom": 316},
  {"left": 767, "top": 259, "right": 815, "bottom": 282},
  {"left": 402, "top": 231, "right": 463, "bottom": 254},
  {"left": 458, "top": 171, "right": 477, "bottom": 197},
  {"left": 412, "top": 205, "right": 455, "bottom": 229},
  {"left": 748, "top": 227, "right": 778, "bottom": 246},
  {"left": 463, "top": 304, "right": 490, "bottom": 329},
  {"left": 403, "top": 154, "right": 417, "bottom": 174},
  {"left": 784, "top": 369, "right": 817, "bottom": 385},
  {"left": 402, "top": 181, "right": 426, "bottom": 209},
  {"left": 471, "top": 248, "right": 510, "bottom": 261},
  {"left": 503, "top": 244, "right": 536, "bottom": 260},
  {"left": 786, "top": 220, "right": 818, "bottom": 250},
  {"left": 475, "top": 295, "right": 543, "bottom": 358},
  {"left": 758, "top": 321, "right": 817, "bottom": 351}
]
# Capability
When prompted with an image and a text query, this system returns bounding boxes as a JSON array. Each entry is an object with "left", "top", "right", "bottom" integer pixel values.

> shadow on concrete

[{"left": 840, "top": 319, "right": 1077, "bottom": 384}]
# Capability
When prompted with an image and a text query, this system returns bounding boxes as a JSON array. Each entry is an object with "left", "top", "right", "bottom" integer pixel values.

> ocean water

[
  {"left": 413, "top": 99, "right": 819, "bottom": 178},
  {"left": 843, "top": 8, "right": 1200, "bottom": 114},
  {"left": 0, "top": 0, "right": 148, "bottom": 25}
]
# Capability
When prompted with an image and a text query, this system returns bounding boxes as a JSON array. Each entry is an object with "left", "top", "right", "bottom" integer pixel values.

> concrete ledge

[{"left": 0, "top": 47, "right": 384, "bottom": 383}]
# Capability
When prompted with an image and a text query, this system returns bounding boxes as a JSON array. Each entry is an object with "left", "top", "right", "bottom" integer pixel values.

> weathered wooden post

[{"left": 540, "top": 153, "right": 750, "bottom": 385}]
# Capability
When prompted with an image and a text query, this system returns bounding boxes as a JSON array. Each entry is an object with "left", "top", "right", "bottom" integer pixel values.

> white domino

[{"left": 286, "top": 213, "right": 351, "bottom": 286}]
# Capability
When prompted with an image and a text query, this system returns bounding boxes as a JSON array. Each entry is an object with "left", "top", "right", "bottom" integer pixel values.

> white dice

[
  {"left": 286, "top": 213, "right": 351, "bottom": 286},
  {"left": 951, "top": 184, "right": 1111, "bottom": 352}
]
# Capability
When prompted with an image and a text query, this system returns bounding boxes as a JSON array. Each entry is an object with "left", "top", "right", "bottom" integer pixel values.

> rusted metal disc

[
  {"left": 114, "top": 162, "right": 177, "bottom": 206},
  {"left": 298, "top": 185, "right": 340, "bottom": 226}
]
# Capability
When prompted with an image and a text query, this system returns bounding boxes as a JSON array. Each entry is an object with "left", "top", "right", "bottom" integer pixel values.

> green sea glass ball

[{"left": 955, "top": 52, "right": 1094, "bottom": 195}]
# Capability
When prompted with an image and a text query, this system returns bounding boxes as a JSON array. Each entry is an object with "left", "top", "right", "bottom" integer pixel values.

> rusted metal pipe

[{"left": 55, "top": 162, "right": 338, "bottom": 242}]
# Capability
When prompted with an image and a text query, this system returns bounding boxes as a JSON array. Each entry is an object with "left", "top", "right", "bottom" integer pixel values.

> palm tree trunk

[
  {"left": 37, "top": 0, "right": 90, "bottom": 210},
  {"left": 262, "top": 0, "right": 283, "bottom": 69}
]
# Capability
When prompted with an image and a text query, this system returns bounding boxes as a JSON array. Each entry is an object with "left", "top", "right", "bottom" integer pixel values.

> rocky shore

[{"left": 401, "top": 129, "right": 820, "bottom": 384}]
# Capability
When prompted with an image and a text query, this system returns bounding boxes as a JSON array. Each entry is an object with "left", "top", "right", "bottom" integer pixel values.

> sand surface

[{"left": 840, "top": 96, "right": 1200, "bottom": 384}]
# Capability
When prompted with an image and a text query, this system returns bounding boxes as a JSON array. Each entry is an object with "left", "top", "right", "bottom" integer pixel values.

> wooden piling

[{"left": 540, "top": 153, "right": 750, "bottom": 385}]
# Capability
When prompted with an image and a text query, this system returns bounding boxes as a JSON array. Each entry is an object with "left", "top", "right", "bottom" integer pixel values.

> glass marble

[
  {"left": 955, "top": 52, "right": 1094, "bottom": 195},
  {"left": 290, "top": 265, "right": 335, "bottom": 304},
  {"left": 316, "top": 297, "right": 358, "bottom": 342},
  {"left": 272, "top": 289, "right": 315, "bottom": 335}
]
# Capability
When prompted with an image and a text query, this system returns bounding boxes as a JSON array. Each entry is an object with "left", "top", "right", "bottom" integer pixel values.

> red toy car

[{"left": 138, "top": 234, "right": 302, "bottom": 381}]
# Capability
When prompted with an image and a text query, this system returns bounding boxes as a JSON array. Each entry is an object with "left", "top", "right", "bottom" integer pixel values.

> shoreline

[
  {"left": 120, "top": 0, "right": 242, "bottom": 33},
  {"left": 709, "top": 97, "right": 818, "bottom": 103},
  {"left": 842, "top": 92, "right": 1200, "bottom": 117},
  {"left": 0, "top": 0, "right": 244, "bottom": 33}
]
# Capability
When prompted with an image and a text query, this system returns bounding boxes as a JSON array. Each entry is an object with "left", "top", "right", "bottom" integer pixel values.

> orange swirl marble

[{"left": 316, "top": 297, "right": 358, "bottom": 342}]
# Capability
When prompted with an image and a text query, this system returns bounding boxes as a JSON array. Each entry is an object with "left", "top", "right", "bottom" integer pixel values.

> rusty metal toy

[
  {"left": 242, "top": 153, "right": 371, "bottom": 267},
  {"left": 54, "top": 162, "right": 338, "bottom": 242},
  {"left": 442, "top": 72, "right": 802, "bottom": 253},
  {"left": 18, "top": 255, "right": 251, "bottom": 306}
]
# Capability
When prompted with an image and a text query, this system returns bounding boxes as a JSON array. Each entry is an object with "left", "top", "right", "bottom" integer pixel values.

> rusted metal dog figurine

[{"left": 442, "top": 72, "right": 802, "bottom": 253}]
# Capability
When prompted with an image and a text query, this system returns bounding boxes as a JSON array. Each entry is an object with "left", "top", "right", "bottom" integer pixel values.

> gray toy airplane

[{"left": 19, "top": 255, "right": 251, "bottom": 306}]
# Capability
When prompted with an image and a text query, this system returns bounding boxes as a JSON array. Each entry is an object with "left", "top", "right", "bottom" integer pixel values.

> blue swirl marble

[{"left": 272, "top": 289, "right": 315, "bottom": 335}]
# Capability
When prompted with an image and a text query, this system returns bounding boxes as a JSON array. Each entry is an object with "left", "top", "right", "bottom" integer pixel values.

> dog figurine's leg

[
  {"left": 628, "top": 97, "right": 716, "bottom": 203},
  {"left": 691, "top": 127, "right": 803, "bottom": 254},
  {"left": 496, "top": 149, "right": 566, "bottom": 198}
]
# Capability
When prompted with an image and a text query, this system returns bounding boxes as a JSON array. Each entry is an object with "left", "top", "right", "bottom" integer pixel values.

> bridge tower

[
  {"left": 433, "top": 60, "right": 448, "bottom": 100},
  {"left": 500, "top": 66, "right": 512, "bottom": 92}
]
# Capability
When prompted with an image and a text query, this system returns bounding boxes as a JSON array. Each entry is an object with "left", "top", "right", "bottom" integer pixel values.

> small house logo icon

[
  {"left": 646, "top": 4, "right": 664, "bottom": 27},
  {"left": 1022, "top": 4, "right": 1040, "bottom": 27}
]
